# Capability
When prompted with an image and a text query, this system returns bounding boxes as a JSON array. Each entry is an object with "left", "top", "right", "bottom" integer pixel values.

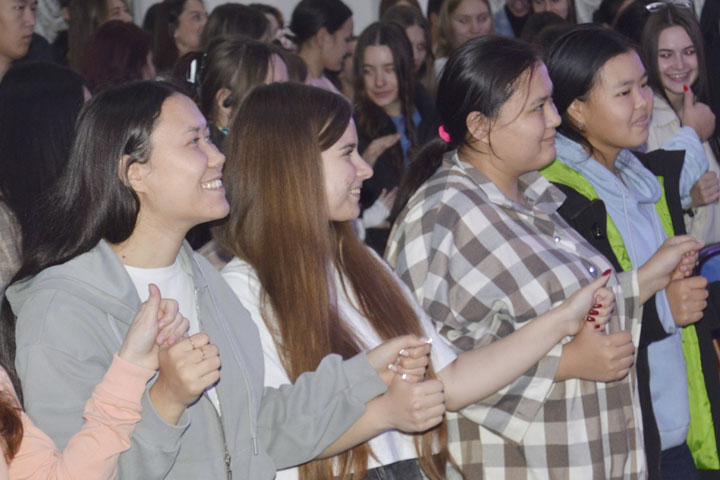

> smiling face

[
  {"left": 321, "top": 121, "right": 372, "bottom": 222},
  {"left": 656, "top": 25, "right": 698, "bottom": 99},
  {"left": 405, "top": 24, "right": 427, "bottom": 73},
  {"left": 174, "top": 0, "right": 206, "bottom": 56},
  {"left": 570, "top": 51, "right": 653, "bottom": 161},
  {"left": 0, "top": 0, "right": 35, "bottom": 68},
  {"left": 481, "top": 63, "right": 561, "bottom": 178},
  {"left": 449, "top": 0, "right": 492, "bottom": 49},
  {"left": 130, "top": 94, "right": 228, "bottom": 233},
  {"left": 362, "top": 44, "right": 401, "bottom": 116}
]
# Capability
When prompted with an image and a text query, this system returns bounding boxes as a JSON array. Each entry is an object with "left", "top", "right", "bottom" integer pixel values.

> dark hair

[
  {"left": 289, "top": 0, "right": 352, "bottom": 46},
  {"left": 546, "top": 25, "right": 636, "bottom": 156},
  {"left": 249, "top": 2, "right": 284, "bottom": 27},
  {"left": 67, "top": 0, "right": 118, "bottom": 69},
  {"left": 379, "top": 0, "right": 422, "bottom": 17},
  {"left": 700, "top": 0, "right": 720, "bottom": 47},
  {"left": 200, "top": 3, "right": 269, "bottom": 48},
  {"left": 592, "top": 0, "right": 625, "bottom": 25},
  {"left": 83, "top": 20, "right": 153, "bottom": 92},
  {"left": 142, "top": 2, "right": 162, "bottom": 32},
  {"left": 0, "top": 63, "right": 86, "bottom": 232},
  {"left": 279, "top": 49, "right": 309, "bottom": 82},
  {"left": 427, "top": 0, "right": 445, "bottom": 17},
  {"left": 0, "top": 81, "right": 180, "bottom": 400},
  {"left": 642, "top": 5, "right": 720, "bottom": 159},
  {"left": 354, "top": 22, "right": 416, "bottom": 175},
  {"left": 382, "top": 4, "right": 435, "bottom": 80},
  {"left": 195, "top": 37, "right": 279, "bottom": 125},
  {"left": 392, "top": 36, "right": 541, "bottom": 219},
  {"left": 152, "top": 0, "right": 200, "bottom": 73},
  {"left": 612, "top": 0, "right": 650, "bottom": 45},
  {"left": 520, "top": 11, "right": 566, "bottom": 43}
]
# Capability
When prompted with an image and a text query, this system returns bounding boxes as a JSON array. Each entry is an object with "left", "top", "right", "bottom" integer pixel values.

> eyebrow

[
  {"left": 613, "top": 74, "right": 647, "bottom": 88},
  {"left": 658, "top": 45, "right": 694, "bottom": 52}
]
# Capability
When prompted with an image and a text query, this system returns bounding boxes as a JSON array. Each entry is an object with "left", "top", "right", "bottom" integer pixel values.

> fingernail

[
  {"left": 587, "top": 316, "right": 596, "bottom": 322},
  {"left": 398, "top": 349, "right": 409, "bottom": 357},
  {"left": 684, "top": 84, "right": 689, "bottom": 92},
  {"left": 593, "top": 303, "right": 602, "bottom": 309},
  {"left": 387, "top": 363, "right": 399, "bottom": 372},
  {"left": 589, "top": 309, "right": 599, "bottom": 315},
  {"left": 421, "top": 337, "right": 432, "bottom": 344},
  {"left": 401, "top": 373, "right": 408, "bottom": 381},
  {"left": 602, "top": 269, "right": 612, "bottom": 276},
  {"left": 594, "top": 324, "right": 602, "bottom": 330}
]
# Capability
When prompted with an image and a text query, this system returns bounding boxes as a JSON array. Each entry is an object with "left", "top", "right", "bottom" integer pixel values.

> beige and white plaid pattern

[{"left": 386, "top": 152, "right": 646, "bottom": 480}]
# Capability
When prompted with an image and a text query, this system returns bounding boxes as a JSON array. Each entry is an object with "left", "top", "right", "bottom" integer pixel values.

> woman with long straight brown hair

[{"left": 216, "top": 81, "right": 616, "bottom": 480}]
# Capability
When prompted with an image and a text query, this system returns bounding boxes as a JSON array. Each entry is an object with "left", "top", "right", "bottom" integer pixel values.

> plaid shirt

[{"left": 386, "top": 152, "right": 647, "bottom": 479}]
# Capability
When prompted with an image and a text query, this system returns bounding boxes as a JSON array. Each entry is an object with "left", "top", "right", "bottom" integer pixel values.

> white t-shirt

[
  {"left": 125, "top": 258, "right": 221, "bottom": 412},
  {"left": 221, "top": 254, "right": 457, "bottom": 479}
]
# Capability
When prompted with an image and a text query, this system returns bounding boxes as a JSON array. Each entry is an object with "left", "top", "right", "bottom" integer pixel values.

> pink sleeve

[{"left": 7, "top": 355, "right": 155, "bottom": 480}]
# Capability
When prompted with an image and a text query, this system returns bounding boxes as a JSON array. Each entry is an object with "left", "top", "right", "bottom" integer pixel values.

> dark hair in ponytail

[{"left": 391, "top": 35, "right": 541, "bottom": 220}]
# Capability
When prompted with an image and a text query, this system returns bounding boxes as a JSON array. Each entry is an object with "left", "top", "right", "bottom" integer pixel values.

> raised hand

[
  {"left": 638, "top": 235, "right": 704, "bottom": 302},
  {"left": 118, "top": 284, "right": 189, "bottom": 371},
  {"left": 362, "top": 133, "right": 401, "bottom": 167},
  {"left": 681, "top": 85, "right": 716, "bottom": 142},
  {"left": 149, "top": 332, "right": 222, "bottom": 424}
]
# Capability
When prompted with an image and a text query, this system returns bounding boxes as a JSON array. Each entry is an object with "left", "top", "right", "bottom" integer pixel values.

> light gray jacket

[{"left": 6, "top": 240, "right": 387, "bottom": 479}]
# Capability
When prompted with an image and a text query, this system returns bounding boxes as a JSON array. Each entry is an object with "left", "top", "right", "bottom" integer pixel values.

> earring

[{"left": 577, "top": 122, "right": 584, "bottom": 131}]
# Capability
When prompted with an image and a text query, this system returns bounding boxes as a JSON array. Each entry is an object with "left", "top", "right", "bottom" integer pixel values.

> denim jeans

[{"left": 661, "top": 443, "right": 700, "bottom": 480}]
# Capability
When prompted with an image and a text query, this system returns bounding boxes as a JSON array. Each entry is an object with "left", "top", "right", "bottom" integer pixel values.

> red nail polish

[
  {"left": 593, "top": 304, "right": 603, "bottom": 309},
  {"left": 589, "top": 309, "right": 599, "bottom": 315},
  {"left": 587, "top": 316, "right": 596, "bottom": 322},
  {"left": 594, "top": 324, "right": 602, "bottom": 330},
  {"left": 602, "top": 269, "right": 612, "bottom": 276},
  {"left": 683, "top": 84, "right": 689, "bottom": 92}
]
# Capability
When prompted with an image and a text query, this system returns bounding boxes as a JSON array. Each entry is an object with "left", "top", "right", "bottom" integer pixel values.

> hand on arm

[
  {"left": 148, "top": 333, "right": 221, "bottom": 424},
  {"left": 689, "top": 171, "right": 720, "bottom": 208},
  {"left": 361, "top": 134, "right": 401, "bottom": 167},
  {"left": 637, "top": 235, "right": 703, "bottom": 304},
  {"left": 666, "top": 275, "right": 709, "bottom": 327},
  {"left": 439, "top": 273, "right": 613, "bottom": 410}
]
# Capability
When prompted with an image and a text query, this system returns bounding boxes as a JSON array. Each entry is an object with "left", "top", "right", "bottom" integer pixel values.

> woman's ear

[
  {"left": 567, "top": 99, "right": 587, "bottom": 132},
  {"left": 466, "top": 111, "right": 490, "bottom": 145},
  {"left": 120, "top": 156, "right": 147, "bottom": 193},
  {"left": 316, "top": 26, "right": 332, "bottom": 50},
  {"left": 215, "top": 88, "right": 232, "bottom": 127}
]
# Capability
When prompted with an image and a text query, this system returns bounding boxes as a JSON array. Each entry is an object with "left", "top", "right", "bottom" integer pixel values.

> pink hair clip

[{"left": 438, "top": 125, "right": 451, "bottom": 143}]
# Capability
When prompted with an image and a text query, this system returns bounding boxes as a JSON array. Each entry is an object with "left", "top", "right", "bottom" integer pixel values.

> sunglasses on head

[{"left": 645, "top": 0, "right": 694, "bottom": 12}]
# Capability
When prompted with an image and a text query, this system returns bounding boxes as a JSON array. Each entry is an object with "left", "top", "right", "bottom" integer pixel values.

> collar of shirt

[{"left": 445, "top": 150, "right": 567, "bottom": 216}]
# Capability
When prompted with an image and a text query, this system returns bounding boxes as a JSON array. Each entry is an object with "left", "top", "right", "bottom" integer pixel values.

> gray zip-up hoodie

[{"left": 6, "top": 240, "right": 387, "bottom": 479}]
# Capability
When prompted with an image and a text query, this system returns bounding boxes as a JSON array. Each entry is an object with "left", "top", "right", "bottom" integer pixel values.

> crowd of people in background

[{"left": 0, "top": 0, "right": 719, "bottom": 478}]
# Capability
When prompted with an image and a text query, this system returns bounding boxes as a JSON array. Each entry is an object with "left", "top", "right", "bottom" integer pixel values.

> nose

[
  {"left": 635, "top": 86, "right": 650, "bottom": 111},
  {"left": 547, "top": 100, "right": 561, "bottom": 128},
  {"left": 354, "top": 152, "right": 373, "bottom": 181},
  {"left": 24, "top": 4, "right": 36, "bottom": 27},
  {"left": 469, "top": 19, "right": 480, "bottom": 34},
  {"left": 206, "top": 141, "right": 225, "bottom": 169},
  {"left": 672, "top": 53, "right": 685, "bottom": 70},
  {"left": 374, "top": 70, "right": 386, "bottom": 88}
]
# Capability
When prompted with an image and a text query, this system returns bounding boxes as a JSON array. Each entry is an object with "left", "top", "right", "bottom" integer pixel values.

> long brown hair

[{"left": 214, "top": 82, "right": 451, "bottom": 480}]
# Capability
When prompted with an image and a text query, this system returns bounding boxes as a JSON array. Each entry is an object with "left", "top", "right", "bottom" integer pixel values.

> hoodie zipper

[{"left": 197, "top": 288, "right": 233, "bottom": 480}]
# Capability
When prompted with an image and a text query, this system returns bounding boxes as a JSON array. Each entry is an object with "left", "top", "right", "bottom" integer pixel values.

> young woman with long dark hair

[
  {"left": 543, "top": 25, "right": 720, "bottom": 478},
  {"left": 387, "top": 35, "right": 700, "bottom": 478},
  {"left": 642, "top": 4, "right": 720, "bottom": 245},
  {"left": 216, "top": 80, "right": 616, "bottom": 480},
  {"left": 353, "top": 21, "right": 437, "bottom": 254},
  {"left": 290, "top": 0, "right": 353, "bottom": 94},
  {"left": 3, "top": 81, "right": 426, "bottom": 479}
]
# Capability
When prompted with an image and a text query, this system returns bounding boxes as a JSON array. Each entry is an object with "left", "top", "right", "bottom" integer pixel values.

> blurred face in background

[
  {"left": 0, "top": 0, "right": 35, "bottom": 68},
  {"left": 174, "top": 0, "right": 206, "bottom": 56},
  {"left": 449, "top": 0, "right": 492, "bottom": 49}
]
